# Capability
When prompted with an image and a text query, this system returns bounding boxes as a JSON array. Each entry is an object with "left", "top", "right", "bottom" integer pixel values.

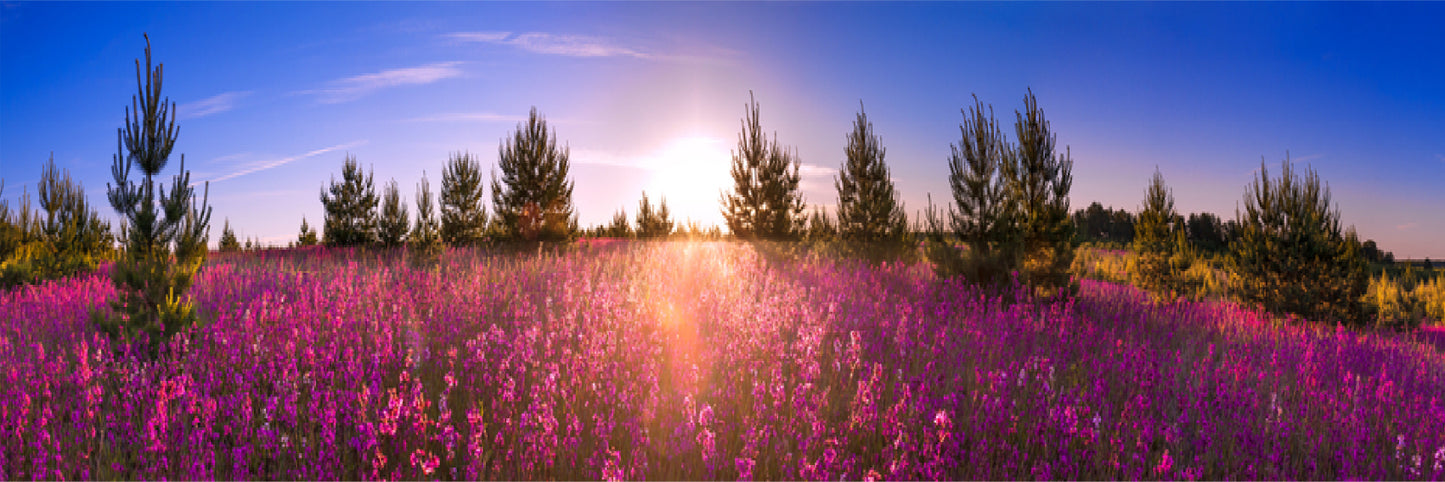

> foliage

[
  {"left": 1365, "top": 272, "right": 1422, "bottom": 330},
  {"left": 1131, "top": 169, "right": 1195, "bottom": 302},
  {"left": 1071, "top": 246, "right": 1229, "bottom": 303},
  {"left": 600, "top": 209, "right": 633, "bottom": 238},
  {"left": 1363, "top": 267, "right": 1445, "bottom": 329},
  {"left": 835, "top": 103, "right": 908, "bottom": 244},
  {"left": 218, "top": 219, "right": 241, "bottom": 252},
  {"left": 1072, "top": 202, "right": 1135, "bottom": 245},
  {"left": 0, "top": 181, "right": 43, "bottom": 263},
  {"left": 1, "top": 156, "right": 114, "bottom": 289},
  {"left": 1361, "top": 239, "right": 1384, "bottom": 264},
  {"left": 408, "top": 172, "right": 443, "bottom": 269},
  {"left": 296, "top": 216, "right": 319, "bottom": 247},
  {"left": 377, "top": 178, "right": 410, "bottom": 248},
  {"left": 803, "top": 206, "right": 837, "bottom": 243},
  {"left": 674, "top": 220, "right": 724, "bottom": 241},
  {"left": 1069, "top": 246, "right": 1132, "bottom": 285},
  {"left": 440, "top": 152, "right": 488, "bottom": 246},
  {"left": 720, "top": 92, "right": 806, "bottom": 240},
  {"left": 319, "top": 155, "right": 378, "bottom": 247},
  {"left": 491, "top": 108, "right": 577, "bottom": 242},
  {"left": 92, "top": 34, "right": 213, "bottom": 356},
  {"left": 1229, "top": 155, "right": 1369, "bottom": 325},
  {"left": 5, "top": 244, "right": 1445, "bottom": 480},
  {"left": 1185, "top": 212, "right": 1228, "bottom": 253},
  {"left": 635, "top": 192, "right": 673, "bottom": 239}
]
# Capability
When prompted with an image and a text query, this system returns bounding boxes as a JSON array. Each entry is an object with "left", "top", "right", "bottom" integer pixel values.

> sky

[{"left": 1, "top": 2, "right": 1442, "bottom": 258}]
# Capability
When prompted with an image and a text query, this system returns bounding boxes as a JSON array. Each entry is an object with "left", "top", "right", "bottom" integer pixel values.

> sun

[{"left": 645, "top": 136, "right": 733, "bottom": 229}]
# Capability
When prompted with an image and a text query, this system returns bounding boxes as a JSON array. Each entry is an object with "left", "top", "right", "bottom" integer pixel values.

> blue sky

[{"left": 2, "top": 2, "right": 1442, "bottom": 257}]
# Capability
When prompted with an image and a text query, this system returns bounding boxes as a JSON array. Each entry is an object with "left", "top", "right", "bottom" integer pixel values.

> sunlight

[{"left": 644, "top": 136, "right": 732, "bottom": 229}]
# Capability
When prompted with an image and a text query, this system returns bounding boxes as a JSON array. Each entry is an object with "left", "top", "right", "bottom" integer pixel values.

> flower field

[{"left": 2, "top": 242, "right": 1444, "bottom": 480}]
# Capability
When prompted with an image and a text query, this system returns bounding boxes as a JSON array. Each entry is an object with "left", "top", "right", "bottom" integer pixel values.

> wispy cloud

[
  {"left": 446, "top": 31, "right": 649, "bottom": 59},
  {"left": 404, "top": 112, "right": 525, "bottom": 123},
  {"left": 448, "top": 31, "right": 511, "bottom": 43},
  {"left": 799, "top": 164, "right": 836, "bottom": 177},
  {"left": 207, "top": 141, "right": 366, "bottom": 183},
  {"left": 211, "top": 189, "right": 305, "bottom": 201},
  {"left": 177, "top": 91, "right": 252, "bottom": 119},
  {"left": 1437, "top": 153, "right": 1444, "bottom": 163},
  {"left": 304, "top": 62, "right": 463, "bottom": 103},
  {"left": 1398, "top": 222, "right": 1419, "bottom": 230},
  {"left": 570, "top": 148, "right": 648, "bottom": 169}
]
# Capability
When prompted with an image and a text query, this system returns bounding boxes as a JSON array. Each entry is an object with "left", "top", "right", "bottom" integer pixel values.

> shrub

[{"left": 1364, "top": 272, "right": 1421, "bottom": 329}]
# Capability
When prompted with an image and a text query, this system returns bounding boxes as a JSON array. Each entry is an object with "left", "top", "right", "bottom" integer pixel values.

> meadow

[{"left": 2, "top": 242, "right": 1444, "bottom": 480}]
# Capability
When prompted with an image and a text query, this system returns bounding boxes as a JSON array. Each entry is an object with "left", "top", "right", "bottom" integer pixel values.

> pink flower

[
  {"left": 602, "top": 448, "right": 624, "bottom": 481},
  {"left": 735, "top": 457, "right": 755, "bottom": 480},
  {"left": 699, "top": 403, "right": 714, "bottom": 427},
  {"left": 1155, "top": 449, "right": 1173, "bottom": 476},
  {"left": 410, "top": 448, "right": 440, "bottom": 475}
]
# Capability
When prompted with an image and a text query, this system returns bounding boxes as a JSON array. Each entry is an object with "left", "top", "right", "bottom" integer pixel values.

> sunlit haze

[{"left": 2, "top": 2, "right": 1441, "bottom": 257}]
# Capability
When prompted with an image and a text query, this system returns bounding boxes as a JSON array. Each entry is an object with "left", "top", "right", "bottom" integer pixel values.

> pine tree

[
  {"left": 35, "top": 154, "right": 112, "bottom": 277},
  {"left": 835, "top": 103, "right": 907, "bottom": 244},
  {"left": 1230, "top": 155, "right": 1369, "bottom": 325},
  {"left": 931, "top": 94, "right": 1020, "bottom": 286},
  {"left": 1132, "top": 168, "right": 1192, "bottom": 302},
  {"left": 1005, "top": 89, "right": 1076, "bottom": 296},
  {"left": 319, "top": 154, "right": 378, "bottom": 247},
  {"left": 635, "top": 192, "right": 674, "bottom": 239},
  {"left": 441, "top": 152, "right": 487, "bottom": 246},
  {"left": 804, "top": 206, "right": 837, "bottom": 243},
  {"left": 408, "top": 172, "right": 444, "bottom": 268},
  {"left": 94, "top": 34, "right": 214, "bottom": 355},
  {"left": 1185, "top": 212, "right": 1226, "bottom": 252},
  {"left": 377, "top": 178, "right": 410, "bottom": 248},
  {"left": 604, "top": 209, "right": 633, "bottom": 238},
  {"left": 720, "top": 92, "right": 806, "bottom": 240},
  {"left": 0, "top": 181, "right": 15, "bottom": 261},
  {"left": 296, "top": 217, "right": 319, "bottom": 247},
  {"left": 0, "top": 183, "right": 43, "bottom": 264},
  {"left": 491, "top": 108, "right": 577, "bottom": 242},
  {"left": 218, "top": 219, "right": 241, "bottom": 252}
]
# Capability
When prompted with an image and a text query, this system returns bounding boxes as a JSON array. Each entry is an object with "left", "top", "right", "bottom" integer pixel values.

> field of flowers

[{"left": 2, "top": 242, "right": 1444, "bottom": 480}]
